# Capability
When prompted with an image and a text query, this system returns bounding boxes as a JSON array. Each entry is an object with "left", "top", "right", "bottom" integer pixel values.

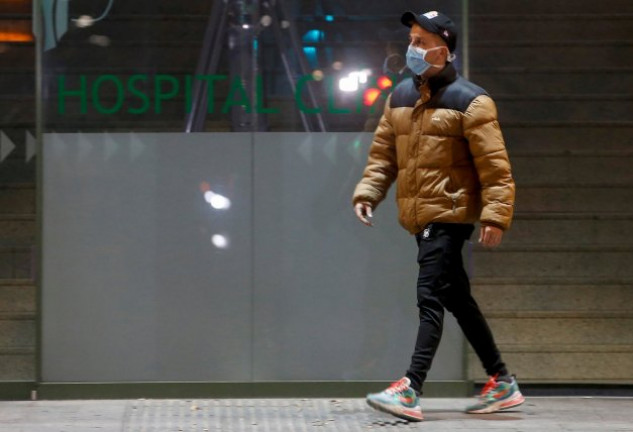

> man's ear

[{"left": 442, "top": 46, "right": 451, "bottom": 63}]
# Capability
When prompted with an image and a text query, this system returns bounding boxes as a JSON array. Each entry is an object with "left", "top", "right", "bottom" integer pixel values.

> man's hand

[
  {"left": 354, "top": 202, "right": 374, "bottom": 227},
  {"left": 479, "top": 225, "right": 503, "bottom": 248}
]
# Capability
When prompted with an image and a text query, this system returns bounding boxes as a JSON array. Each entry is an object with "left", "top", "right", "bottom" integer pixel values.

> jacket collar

[{"left": 413, "top": 62, "right": 458, "bottom": 95}]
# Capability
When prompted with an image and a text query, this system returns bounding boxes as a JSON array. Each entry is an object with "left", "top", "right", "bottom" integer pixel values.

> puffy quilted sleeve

[
  {"left": 463, "top": 95, "right": 516, "bottom": 230},
  {"left": 352, "top": 95, "right": 398, "bottom": 208}
]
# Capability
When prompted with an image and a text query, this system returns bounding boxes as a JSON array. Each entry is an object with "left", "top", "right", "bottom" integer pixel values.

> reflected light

[
  {"left": 75, "top": 15, "right": 95, "bottom": 28},
  {"left": 339, "top": 75, "right": 358, "bottom": 92},
  {"left": 312, "top": 69, "right": 324, "bottom": 81},
  {"left": 0, "top": 32, "right": 33, "bottom": 43},
  {"left": 260, "top": 15, "right": 272, "bottom": 27},
  {"left": 211, "top": 234, "right": 230, "bottom": 249},
  {"left": 204, "top": 191, "right": 231, "bottom": 210},
  {"left": 363, "top": 88, "right": 382, "bottom": 106},
  {"left": 89, "top": 35, "right": 111, "bottom": 47},
  {"left": 199, "top": 181, "right": 211, "bottom": 194},
  {"left": 377, "top": 75, "right": 393, "bottom": 90},
  {"left": 339, "top": 70, "right": 372, "bottom": 92}
]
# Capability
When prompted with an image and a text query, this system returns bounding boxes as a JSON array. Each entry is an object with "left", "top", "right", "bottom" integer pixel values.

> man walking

[{"left": 353, "top": 10, "right": 524, "bottom": 421}]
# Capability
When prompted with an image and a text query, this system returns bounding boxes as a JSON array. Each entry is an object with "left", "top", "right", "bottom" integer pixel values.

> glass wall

[
  {"left": 37, "top": 0, "right": 468, "bottom": 387},
  {"left": 40, "top": 0, "right": 464, "bottom": 133}
]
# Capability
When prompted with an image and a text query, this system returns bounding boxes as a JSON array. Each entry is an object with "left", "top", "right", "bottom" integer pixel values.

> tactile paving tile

[{"left": 123, "top": 398, "right": 420, "bottom": 431}]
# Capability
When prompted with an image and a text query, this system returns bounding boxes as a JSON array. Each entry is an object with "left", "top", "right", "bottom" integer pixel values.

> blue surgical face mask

[{"left": 406, "top": 44, "right": 445, "bottom": 76}]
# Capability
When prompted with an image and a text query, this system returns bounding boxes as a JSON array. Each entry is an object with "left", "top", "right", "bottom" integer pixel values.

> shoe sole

[
  {"left": 366, "top": 398, "right": 424, "bottom": 422},
  {"left": 466, "top": 392, "right": 526, "bottom": 414}
]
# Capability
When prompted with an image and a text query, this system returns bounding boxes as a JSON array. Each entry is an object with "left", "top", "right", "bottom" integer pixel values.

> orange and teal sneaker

[
  {"left": 466, "top": 374, "right": 525, "bottom": 414},
  {"left": 366, "top": 377, "right": 424, "bottom": 422}
]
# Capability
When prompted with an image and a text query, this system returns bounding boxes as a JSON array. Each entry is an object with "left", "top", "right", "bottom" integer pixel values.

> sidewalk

[{"left": 1, "top": 397, "right": 632, "bottom": 431}]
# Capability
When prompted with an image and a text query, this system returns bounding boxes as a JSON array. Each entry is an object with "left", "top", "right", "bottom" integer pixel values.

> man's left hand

[{"left": 479, "top": 225, "right": 503, "bottom": 248}]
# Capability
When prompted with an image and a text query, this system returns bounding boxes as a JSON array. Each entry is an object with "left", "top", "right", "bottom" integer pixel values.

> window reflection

[
  {"left": 211, "top": 234, "right": 230, "bottom": 249},
  {"left": 204, "top": 191, "right": 231, "bottom": 210},
  {"left": 38, "top": 1, "right": 461, "bottom": 132}
]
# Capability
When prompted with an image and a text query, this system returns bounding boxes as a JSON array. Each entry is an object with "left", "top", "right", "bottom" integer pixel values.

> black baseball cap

[{"left": 401, "top": 10, "right": 457, "bottom": 53}]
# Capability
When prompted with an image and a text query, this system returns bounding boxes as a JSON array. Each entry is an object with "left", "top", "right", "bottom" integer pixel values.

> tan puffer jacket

[{"left": 353, "top": 64, "right": 515, "bottom": 234}]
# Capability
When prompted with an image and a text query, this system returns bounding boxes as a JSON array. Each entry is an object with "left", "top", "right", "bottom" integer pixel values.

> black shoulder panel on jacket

[
  {"left": 389, "top": 75, "right": 489, "bottom": 113},
  {"left": 389, "top": 78, "right": 419, "bottom": 109},
  {"left": 426, "top": 77, "right": 489, "bottom": 112}
]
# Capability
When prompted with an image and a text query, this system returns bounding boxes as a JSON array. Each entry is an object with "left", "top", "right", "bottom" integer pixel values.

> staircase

[
  {"left": 2, "top": 0, "right": 633, "bottom": 391},
  {"left": 0, "top": 180, "right": 37, "bottom": 386},
  {"left": 0, "top": 0, "right": 37, "bottom": 392},
  {"left": 468, "top": 0, "right": 633, "bottom": 383}
]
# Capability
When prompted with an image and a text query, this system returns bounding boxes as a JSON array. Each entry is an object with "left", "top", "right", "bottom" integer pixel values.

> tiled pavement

[{"left": 1, "top": 397, "right": 632, "bottom": 431}]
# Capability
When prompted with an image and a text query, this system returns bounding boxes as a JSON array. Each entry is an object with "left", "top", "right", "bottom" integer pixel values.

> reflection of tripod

[{"left": 185, "top": 0, "right": 327, "bottom": 132}]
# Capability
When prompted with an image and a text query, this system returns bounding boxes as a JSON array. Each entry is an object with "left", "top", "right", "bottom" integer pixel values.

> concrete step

[
  {"left": 471, "top": 248, "right": 633, "bottom": 279},
  {"left": 0, "top": 214, "right": 35, "bottom": 246},
  {"left": 471, "top": 42, "right": 633, "bottom": 69},
  {"left": 0, "top": 246, "right": 33, "bottom": 280},
  {"left": 0, "top": 184, "right": 35, "bottom": 215},
  {"left": 486, "top": 314, "right": 633, "bottom": 346},
  {"left": 0, "top": 159, "right": 35, "bottom": 184},
  {"left": 468, "top": 348, "right": 633, "bottom": 382},
  {"left": 0, "top": 349, "right": 35, "bottom": 381},
  {"left": 0, "top": 72, "right": 35, "bottom": 95},
  {"left": 501, "top": 214, "right": 633, "bottom": 246},
  {"left": 503, "top": 126, "right": 633, "bottom": 153},
  {"left": 472, "top": 69, "right": 633, "bottom": 95},
  {"left": 0, "top": 281, "right": 35, "bottom": 314},
  {"left": 511, "top": 154, "right": 633, "bottom": 186},
  {"left": 473, "top": 282, "right": 633, "bottom": 312},
  {"left": 0, "top": 318, "right": 35, "bottom": 348},
  {"left": 471, "top": 14, "right": 633, "bottom": 42},
  {"left": 0, "top": 102, "right": 33, "bottom": 130},
  {"left": 471, "top": 0, "right": 633, "bottom": 14},
  {"left": 495, "top": 96, "right": 633, "bottom": 123},
  {"left": 0, "top": 43, "right": 34, "bottom": 69},
  {"left": 513, "top": 186, "right": 633, "bottom": 213},
  {"left": 0, "top": 280, "right": 36, "bottom": 381}
]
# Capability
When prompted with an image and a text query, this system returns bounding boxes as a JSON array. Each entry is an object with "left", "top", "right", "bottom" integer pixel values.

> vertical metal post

[
  {"left": 276, "top": 0, "right": 327, "bottom": 131},
  {"left": 266, "top": 2, "right": 311, "bottom": 131},
  {"left": 33, "top": 0, "right": 44, "bottom": 386},
  {"left": 250, "top": 0, "right": 260, "bottom": 132},
  {"left": 461, "top": 0, "right": 470, "bottom": 80},
  {"left": 186, "top": 0, "right": 228, "bottom": 132},
  {"left": 461, "top": 0, "right": 472, "bottom": 391}
]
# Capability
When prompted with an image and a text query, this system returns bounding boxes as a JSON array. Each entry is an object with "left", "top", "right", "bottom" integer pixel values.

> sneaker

[
  {"left": 465, "top": 374, "right": 525, "bottom": 414},
  {"left": 366, "top": 377, "right": 424, "bottom": 422}
]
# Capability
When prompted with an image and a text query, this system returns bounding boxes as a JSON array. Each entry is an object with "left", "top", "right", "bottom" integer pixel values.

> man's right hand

[{"left": 354, "top": 202, "right": 374, "bottom": 227}]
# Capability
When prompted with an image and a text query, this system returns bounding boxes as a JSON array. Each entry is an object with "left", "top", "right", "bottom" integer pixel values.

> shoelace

[
  {"left": 478, "top": 374, "right": 499, "bottom": 398},
  {"left": 385, "top": 379, "right": 409, "bottom": 395}
]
